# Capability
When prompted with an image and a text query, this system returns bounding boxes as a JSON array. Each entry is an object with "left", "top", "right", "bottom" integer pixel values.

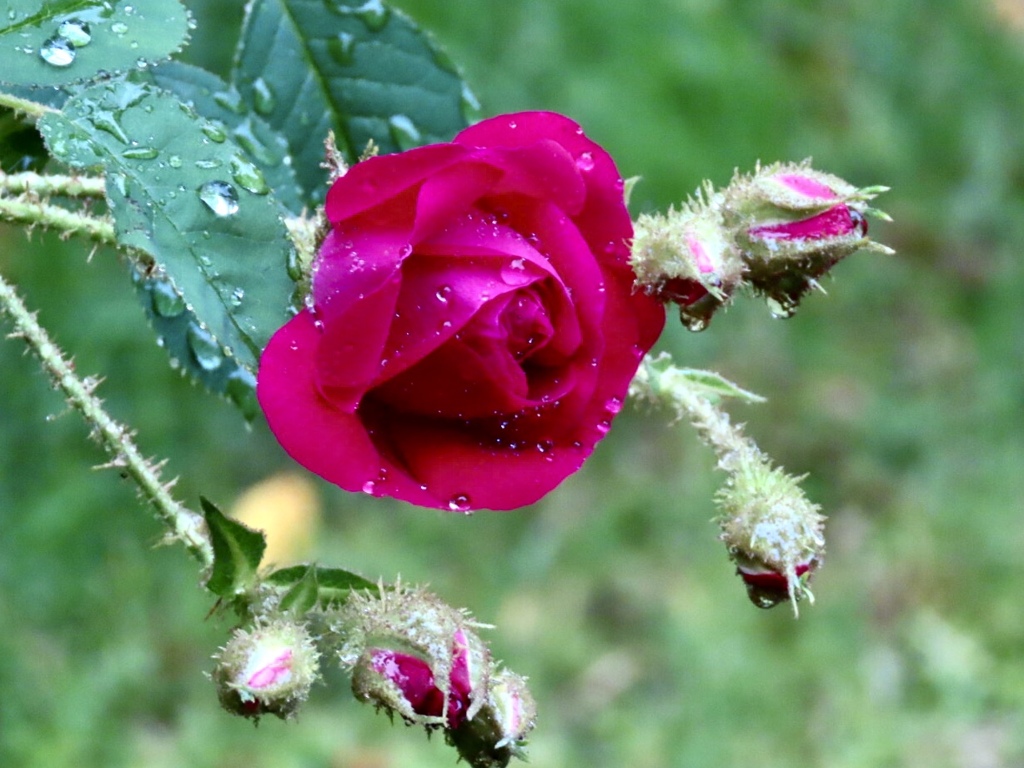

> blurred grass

[{"left": 4, "top": 0, "right": 1024, "bottom": 766}]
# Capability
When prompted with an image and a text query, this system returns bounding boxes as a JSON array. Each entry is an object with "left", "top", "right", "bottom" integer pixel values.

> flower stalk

[{"left": 0, "top": 271, "right": 214, "bottom": 568}]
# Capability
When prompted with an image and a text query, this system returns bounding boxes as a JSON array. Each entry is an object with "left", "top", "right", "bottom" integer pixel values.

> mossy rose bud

[
  {"left": 448, "top": 669, "right": 538, "bottom": 768},
  {"left": 212, "top": 620, "right": 319, "bottom": 720}
]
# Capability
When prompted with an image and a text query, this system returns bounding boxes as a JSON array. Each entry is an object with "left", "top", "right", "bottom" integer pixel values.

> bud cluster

[
  {"left": 631, "top": 161, "right": 893, "bottom": 330},
  {"left": 337, "top": 584, "right": 536, "bottom": 767}
]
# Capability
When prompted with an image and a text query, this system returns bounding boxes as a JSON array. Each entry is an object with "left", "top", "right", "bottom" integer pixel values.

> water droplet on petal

[
  {"left": 251, "top": 77, "right": 276, "bottom": 116},
  {"left": 387, "top": 114, "right": 421, "bottom": 151},
  {"left": 508, "top": 119, "right": 517, "bottom": 129},
  {"left": 57, "top": 19, "right": 91, "bottom": 47},
  {"left": 435, "top": 285, "right": 451, "bottom": 303},
  {"left": 186, "top": 322, "right": 224, "bottom": 371},
  {"left": 39, "top": 37, "right": 75, "bottom": 67},
  {"left": 596, "top": 419, "right": 611, "bottom": 435},
  {"left": 198, "top": 180, "right": 239, "bottom": 216},
  {"left": 575, "top": 152, "right": 595, "bottom": 172},
  {"left": 362, "top": 480, "right": 376, "bottom": 494},
  {"left": 448, "top": 493, "right": 471, "bottom": 512},
  {"left": 230, "top": 155, "right": 269, "bottom": 195}
]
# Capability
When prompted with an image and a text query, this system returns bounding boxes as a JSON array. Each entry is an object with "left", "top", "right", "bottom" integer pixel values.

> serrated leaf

[
  {"left": 37, "top": 79, "right": 295, "bottom": 373},
  {"left": 138, "top": 61, "right": 306, "bottom": 215},
  {"left": 279, "top": 565, "right": 320, "bottom": 614},
  {"left": 0, "top": 0, "right": 191, "bottom": 89},
  {"left": 130, "top": 265, "right": 260, "bottom": 420},
  {"left": 201, "top": 496, "right": 266, "bottom": 598},
  {"left": 232, "top": 0, "right": 474, "bottom": 203},
  {"left": 266, "top": 564, "right": 378, "bottom": 608}
]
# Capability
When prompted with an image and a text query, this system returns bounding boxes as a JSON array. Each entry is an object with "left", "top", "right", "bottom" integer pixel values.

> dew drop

[
  {"left": 213, "top": 89, "right": 245, "bottom": 115},
  {"left": 233, "top": 119, "right": 276, "bottom": 165},
  {"left": 354, "top": 0, "right": 390, "bottom": 30},
  {"left": 435, "top": 285, "right": 452, "bottom": 303},
  {"left": 327, "top": 31, "right": 356, "bottom": 65},
  {"left": 168, "top": 155, "right": 182, "bottom": 168},
  {"left": 362, "top": 480, "right": 376, "bottom": 494},
  {"left": 57, "top": 19, "right": 92, "bottom": 47},
  {"left": 251, "top": 77, "right": 276, "bottom": 116},
  {"left": 766, "top": 296, "right": 798, "bottom": 319},
  {"left": 39, "top": 37, "right": 75, "bottom": 67},
  {"left": 604, "top": 396, "right": 622, "bottom": 414},
  {"left": 387, "top": 114, "right": 421, "bottom": 151},
  {"left": 536, "top": 439, "right": 554, "bottom": 454},
  {"left": 230, "top": 155, "right": 269, "bottom": 195},
  {"left": 122, "top": 146, "right": 158, "bottom": 160},
  {"left": 575, "top": 151, "right": 595, "bottom": 172},
  {"left": 460, "top": 84, "right": 481, "bottom": 124},
  {"left": 110, "top": 21, "right": 129, "bottom": 35},
  {"left": 596, "top": 419, "right": 611, "bottom": 435},
  {"left": 225, "top": 368, "right": 259, "bottom": 421},
  {"left": 194, "top": 158, "right": 222, "bottom": 170},
  {"left": 230, "top": 287, "right": 245, "bottom": 307},
  {"left": 201, "top": 121, "right": 228, "bottom": 143},
  {"left": 186, "top": 322, "right": 224, "bottom": 371},
  {"left": 508, "top": 119, "right": 517, "bottom": 129},
  {"left": 91, "top": 111, "right": 130, "bottom": 144},
  {"left": 448, "top": 493, "right": 472, "bottom": 512},
  {"left": 197, "top": 180, "right": 239, "bottom": 216},
  {"left": 149, "top": 277, "right": 186, "bottom": 317}
]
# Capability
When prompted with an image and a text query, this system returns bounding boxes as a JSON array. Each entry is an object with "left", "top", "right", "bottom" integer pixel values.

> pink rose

[{"left": 257, "top": 111, "right": 664, "bottom": 510}]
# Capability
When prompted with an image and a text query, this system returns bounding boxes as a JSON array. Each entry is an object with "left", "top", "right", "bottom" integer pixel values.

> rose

[{"left": 257, "top": 111, "right": 665, "bottom": 510}]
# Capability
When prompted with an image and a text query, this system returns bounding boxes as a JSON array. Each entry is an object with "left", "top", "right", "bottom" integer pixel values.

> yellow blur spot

[{"left": 231, "top": 473, "right": 321, "bottom": 566}]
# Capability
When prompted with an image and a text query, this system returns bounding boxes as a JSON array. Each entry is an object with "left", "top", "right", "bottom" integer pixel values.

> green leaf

[
  {"left": 139, "top": 61, "right": 306, "bottom": 216},
  {"left": 38, "top": 79, "right": 295, "bottom": 373},
  {"left": 130, "top": 265, "right": 260, "bottom": 420},
  {"left": 0, "top": 0, "right": 191, "bottom": 89},
  {"left": 673, "top": 368, "right": 767, "bottom": 404},
  {"left": 200, "top": 496, "right": 266, "bottom": 598},
  {"left": 232, "top": 0, "right": 475, "bottom": 203},
  {"left": 279, "top": 565, "right": 320, "bottom": 615},
  {"left": 266, "top": 564, "right": 378, "bottom": 609}
]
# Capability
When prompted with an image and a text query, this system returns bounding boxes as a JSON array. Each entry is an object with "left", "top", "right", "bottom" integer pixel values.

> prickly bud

[
  {"left": 725, "top": 161, "right": 893, "bottom": 317},
  {"left": 212, "top": 620, "right": 320, "bottom": 720},
  {"left": 717, "top": 456, "right": 825, "bottom": 612},
  {"left": 448, "top": 669, "right": 538, "bottom": 768},
  {"left": 631, "top": 196, "right": 745, "bottom": 332},
  {"left": 338, "top": 585, "right": 491, "bottom": 728}
]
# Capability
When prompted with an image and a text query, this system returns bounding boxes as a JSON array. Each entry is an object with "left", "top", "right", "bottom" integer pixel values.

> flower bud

[
  {"left": 724, "top": 161, "right": 893, "bottom": 318},
  {"left": 631, "top": 197, "right": 745, "bottom": 332},
  {"left": 717, "top": 456, "right": 825, "bottom": 612},
  {"left": 448, "top": 669, "right": 537, "bottom": 768},
  {"left": 212, "top": 620, "right": 320, "bottom": 720},
  {"left": 338, "top": 585, "right": 491, "bottom": 728}
]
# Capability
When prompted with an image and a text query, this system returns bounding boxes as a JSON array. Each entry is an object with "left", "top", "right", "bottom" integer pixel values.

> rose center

[{"left": 501, "top": 288, "right": 553, "bottom": 361}]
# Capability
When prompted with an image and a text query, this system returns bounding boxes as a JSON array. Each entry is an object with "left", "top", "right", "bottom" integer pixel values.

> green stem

[
  {"left": 0, "top": 194, "right": 115, "bottom": 243},
  {"left": 0, "top": 169, "right": 106, "bottom": 197},
  {"left": 0, "top": 90, "right": 57, "bottom": 119},
  {"left": 0, "top": 271, "right": 214, "bottom": 569}
]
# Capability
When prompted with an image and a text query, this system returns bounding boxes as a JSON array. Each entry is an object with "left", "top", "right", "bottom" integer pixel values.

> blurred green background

[{"left": 4, "top": 0, "right": 1024, "bottom": 766}]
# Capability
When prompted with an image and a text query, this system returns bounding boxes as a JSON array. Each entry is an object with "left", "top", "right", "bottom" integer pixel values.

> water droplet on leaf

[
  {"left": 201, "top": 121, "right": 227, "bottom": 143},
  {"left": 460, "top": 84, "right": 481, "bottom": 124},
  {"left": 39, "top": 37, "right": 75, "bottom": 67},
  {"left": 111, "top": 21, "right": 129, "bottom": 35},
  {"left": 230, "top": 155, "right": 269, "bottom": 195},
  {"left": 225, "top": 368, "right": 259, "bottom": 420},
  {"left": 387, "top": 114, "right": 421, "bottom": 151},
  {"left": 186, "top": 322, "right": 224, "bottom": 371},
  {"left": 354, "top": 0, "right": 389, "bottom": 30},
  {"left": 149, "top": 277, "right": 186, "bottom": 317},
  {"left": 327, "top": 31, "right": 356, "bottom": 64},
  {"left": 122, "top": 146, "right": 158, "bottom": 160},
  {"left": 251, "top": 77, "right": 276, "bottom": 116},
  {"left": 197, "top": 180, "right": 239, "bottom": 216},
  {"left": 57, "top": 19, "right": 91, "bottom": 47}
]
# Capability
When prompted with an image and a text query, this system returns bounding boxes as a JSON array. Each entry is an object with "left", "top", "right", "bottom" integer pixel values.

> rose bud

[
  {"left": 448, "top": 669, "right": 537, "bottom": 768},
  {"left": 724, "top": 161, "right": 893, "bottom": 318},
  {"left": 258, "top": 111, "right": 665, "bottom": 511},
  {"left": 211, "top": 620, "right": 319, "bottom": 720},
  {"left": 631, "top": 196, "right": 745, "bottom": 332},
  {"left": 717, "top": 456, "right": 826, "bottom": 613},
  {"left": 338, "top": 586, "right": 491, "bottom": 728}
]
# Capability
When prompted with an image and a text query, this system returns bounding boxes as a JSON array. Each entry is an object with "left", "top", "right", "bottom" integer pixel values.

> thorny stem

[
  {"left": 0, "top": 194, "right": 115, "bottom": 243},
  {"left": 0, "top": 169, "right": 106, "bottom": 198},
  {"left": 0, "top": 271, "right": 214, "bottom": 569}
]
